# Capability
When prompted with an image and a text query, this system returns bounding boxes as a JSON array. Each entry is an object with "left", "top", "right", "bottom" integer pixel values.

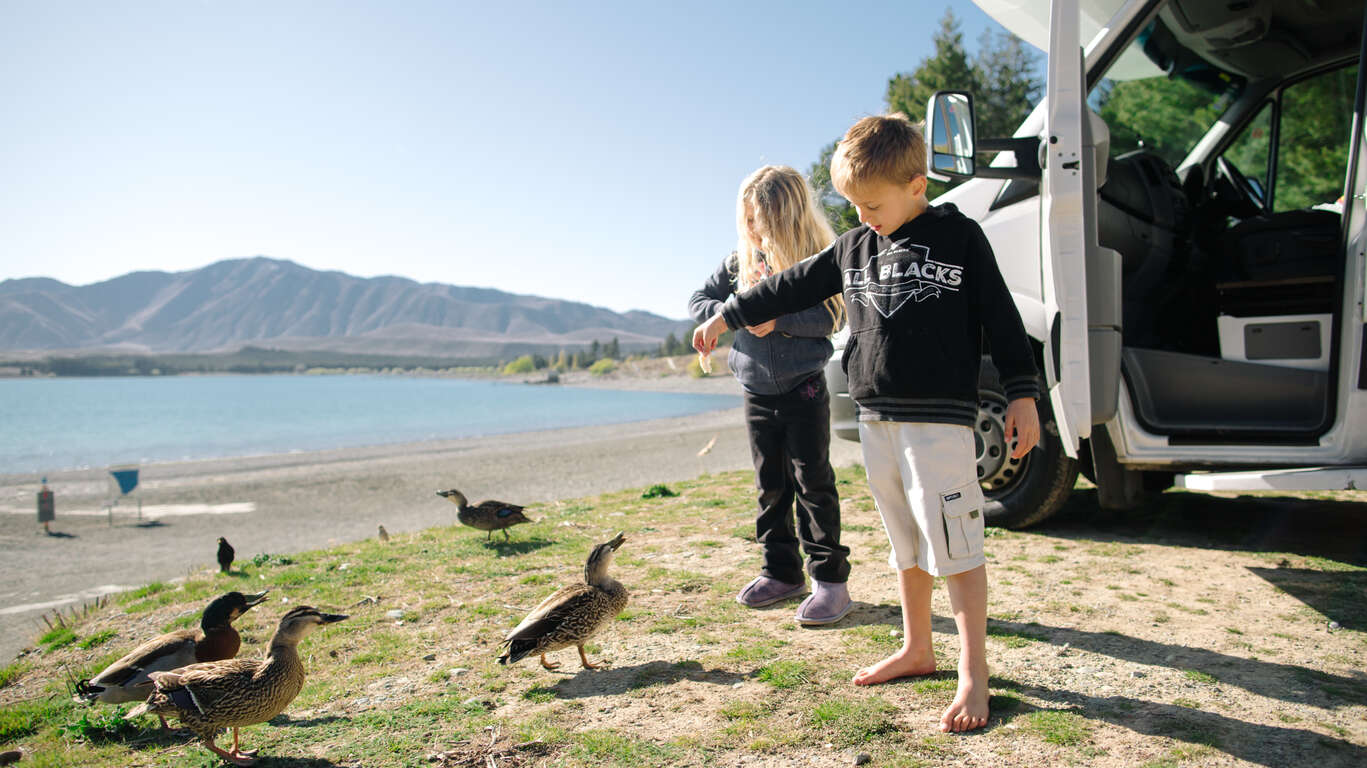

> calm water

[{"left": 0, "top": 375, "right": 739, "bottom": 474}]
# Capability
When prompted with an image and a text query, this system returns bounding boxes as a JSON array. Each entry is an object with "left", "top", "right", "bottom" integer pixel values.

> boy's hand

[
  {"left": 1003, "top": 398, "right": 1040, "bottom": 459},
  {"left": 747, "top": 319, "right": 777, "bottom": 337},
  {"left": 692, "top": 312, "right": 729, "bottom": 355}
]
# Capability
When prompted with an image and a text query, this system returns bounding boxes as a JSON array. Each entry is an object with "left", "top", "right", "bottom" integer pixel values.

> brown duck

[
  {"left": 499, "top": 532, "right": 628, "bottom": 670},
  {"left": 436, "top": 489, "right": 532, "bottom": 540},
  {"left": 126, "top": 605, "right": 347, "bottom": 766},
  {"left": 76, "top": 591, "right": 269, "bottom": 727}
]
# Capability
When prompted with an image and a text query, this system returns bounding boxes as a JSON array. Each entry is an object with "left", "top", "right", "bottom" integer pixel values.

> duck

[
  {"left": 217, "top": 537, "right": 235, "bottom": 573},
  {"left": 436, "top": 489, "right": 532, "bottom": 540},
  {"left": 498, "top": 532, "right": 628, "bottom": 670},
  {"left": 125, "top": 605, "right": 347, "bottom": 766},
  {"left": 76, "top": 590, "right": 269, "bottom": 727}
]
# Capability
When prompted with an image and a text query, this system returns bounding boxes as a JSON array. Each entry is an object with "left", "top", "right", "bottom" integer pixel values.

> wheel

[{"left": 974, "top": 387, "right": 1079, "bottom": 529}]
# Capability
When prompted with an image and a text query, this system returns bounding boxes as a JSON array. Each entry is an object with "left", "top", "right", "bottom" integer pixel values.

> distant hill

[{"left": 0, "top": 258, "right": 693, "bottom": 358}]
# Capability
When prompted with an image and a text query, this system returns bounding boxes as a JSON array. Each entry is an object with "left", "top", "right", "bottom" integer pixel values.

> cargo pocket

[{"left": 940, "top": 481, "right": 985, "bottom": 560}]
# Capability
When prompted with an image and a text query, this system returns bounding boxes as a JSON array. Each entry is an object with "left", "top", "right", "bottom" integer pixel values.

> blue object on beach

[{"left": 111, "top": 467, "right": 139, "bottom": 495}]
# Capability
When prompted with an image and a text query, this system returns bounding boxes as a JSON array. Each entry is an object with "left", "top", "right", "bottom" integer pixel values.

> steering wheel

[{"left": 1215, "top": 156, "right": 1264, "bottom": 216}]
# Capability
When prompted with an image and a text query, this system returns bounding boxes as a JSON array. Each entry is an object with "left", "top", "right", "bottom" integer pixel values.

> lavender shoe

[
  {"left": 736, "top": 575, "right": 808, "bottom": 608},
  {"left": 795, "top": 580, "right": 852, "bottom": 626}
]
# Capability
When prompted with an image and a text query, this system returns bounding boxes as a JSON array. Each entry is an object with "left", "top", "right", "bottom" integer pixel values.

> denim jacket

[{"left": 689, "top": 253, "right": 839, "bottom": 396}]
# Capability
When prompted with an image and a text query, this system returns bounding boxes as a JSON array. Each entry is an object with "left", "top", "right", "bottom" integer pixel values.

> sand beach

[{"left": 0, "top": 367, "right": 864, "bottom": 662}]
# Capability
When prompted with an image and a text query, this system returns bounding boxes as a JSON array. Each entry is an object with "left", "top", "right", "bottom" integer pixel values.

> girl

[{"left": 688, "top": 165, "right": 852, "bottom": 625}]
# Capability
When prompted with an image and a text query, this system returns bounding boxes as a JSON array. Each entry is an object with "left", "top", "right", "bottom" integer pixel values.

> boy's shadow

[{"left": 44, "top": 530, "right": 77, "bottom": 538}]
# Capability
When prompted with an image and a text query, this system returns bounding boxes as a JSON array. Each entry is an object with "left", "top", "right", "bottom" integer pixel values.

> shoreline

[
  {"left": 0, "top": 371, "right": 865, "bottom": 663},
  {"left": 0, "top": 367, "right": 744, "bottom": 478}
]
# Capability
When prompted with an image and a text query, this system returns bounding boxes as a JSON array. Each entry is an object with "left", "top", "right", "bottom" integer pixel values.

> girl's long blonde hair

[{"left": 734, "top": 165, "right": 845, "bottom": 332}]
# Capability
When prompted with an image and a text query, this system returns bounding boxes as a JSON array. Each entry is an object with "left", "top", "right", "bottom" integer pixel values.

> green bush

[
  {"left": 588, "top": 359, "right": 617, "bottom": 376},
  {"left": 503, "top": 355, "right": 537, "bottom": 375}
]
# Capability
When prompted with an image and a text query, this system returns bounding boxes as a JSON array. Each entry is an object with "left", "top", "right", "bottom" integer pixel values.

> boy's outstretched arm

[
  {"left": 1003, "top": 397, "right": 1040, "bottom": 459},
  {"left": 692, "top": 312, "right": 729, "bottom": 355}
]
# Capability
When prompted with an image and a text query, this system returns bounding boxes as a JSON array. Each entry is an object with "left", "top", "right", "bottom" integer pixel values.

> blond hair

[
  {"left": 734, "top": 165, "right": 844, "bottom": 332},
  {"left": 831, "top": 113, "right": 927, "bottom": 195}
]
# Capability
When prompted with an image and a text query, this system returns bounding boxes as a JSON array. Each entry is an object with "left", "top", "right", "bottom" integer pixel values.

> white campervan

[{"left": 827, "top": 0, "right": 1367, "bottom": 527}]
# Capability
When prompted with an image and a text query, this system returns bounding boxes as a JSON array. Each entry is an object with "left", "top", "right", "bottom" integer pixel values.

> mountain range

[{"left": 0, "top": 257, "right": 692, "bottom": 358}]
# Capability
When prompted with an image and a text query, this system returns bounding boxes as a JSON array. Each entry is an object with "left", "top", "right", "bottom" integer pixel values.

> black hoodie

[{"left": 720, "top": 203, "right": 1040, "bottom": 426}]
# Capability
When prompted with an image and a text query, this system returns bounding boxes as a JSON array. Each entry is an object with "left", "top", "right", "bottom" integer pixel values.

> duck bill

[
  {"left": 319, "top": 613, "right": 349, "bottom": 624},
  {"left": 243, "top": 590, "right": 270, "bottom": 609},
  {"left": 609, "top": 532, "right": 626, "bottom": 550}
]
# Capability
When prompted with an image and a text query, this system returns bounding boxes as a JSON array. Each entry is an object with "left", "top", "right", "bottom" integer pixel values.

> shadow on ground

[
  {"left": 481, "top": 537, "right": 554, "bottom": 556},
  {"left": 946, "top": 616, "right": 1367, "bottom": 709},
  {"left": 989, "top": 675, "right": 1366, "bottom": 768},
  {"left": 1246, "top": 566, "right": 1367, "bottom": 629},
  {"left": 1039, "top": 488, "right": 1367, "bottom": 566},
  {"left": 547, "top": 659, "right": 736, "bottom": 698}
]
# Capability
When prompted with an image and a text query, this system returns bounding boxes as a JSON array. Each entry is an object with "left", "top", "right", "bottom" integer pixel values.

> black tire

[{"left": 975, "top": 366, "right": 1079, "bottom": 530}]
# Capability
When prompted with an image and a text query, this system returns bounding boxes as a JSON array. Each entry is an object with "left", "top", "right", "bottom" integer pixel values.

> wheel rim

[{"left": 975, "top": 391, "right": 1028, "bottom": 496}]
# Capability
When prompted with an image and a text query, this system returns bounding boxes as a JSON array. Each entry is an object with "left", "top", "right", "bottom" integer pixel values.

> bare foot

[
  {"left": 852, "top": 648, "right": 935, "bottom": 686},
  {"left": 939, "top": 673, "right": 989, "bottom": 732}
]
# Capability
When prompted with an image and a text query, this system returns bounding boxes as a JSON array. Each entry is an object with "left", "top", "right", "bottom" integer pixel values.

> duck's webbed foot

[
  {"left": 204, "top": 735, "right": 257, "bottom": 766},
  {"left": 578, "top": 645, "right": 605, "bottom": 670},
  {"left": 539, "top": 654, "right": 561, "bottom": 670}
]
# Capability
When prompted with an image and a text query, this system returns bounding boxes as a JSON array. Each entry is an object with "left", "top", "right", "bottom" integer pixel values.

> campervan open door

[{"left": 1039, "top": 0, "right": 1090, "bottom": 457}]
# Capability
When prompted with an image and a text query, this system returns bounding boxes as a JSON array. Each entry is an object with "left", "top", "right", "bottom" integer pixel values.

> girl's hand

[
  {"left": 747, "top": 319, "right": 777, "bottom": 337},
  {"left": 1003, "top": 398, "right": 1041, "bottom": 459},
  {"left": 692, "top": 312, "right": 729, "bottom": 355}
]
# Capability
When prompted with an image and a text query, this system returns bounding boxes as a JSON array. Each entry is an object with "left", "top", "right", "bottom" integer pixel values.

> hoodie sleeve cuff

[
  {"left": 1001, "top": 374, "right": 1041, "bottom": 402},
  {"left": 720, "top": 296, "right": 750, "bottom": 331}
]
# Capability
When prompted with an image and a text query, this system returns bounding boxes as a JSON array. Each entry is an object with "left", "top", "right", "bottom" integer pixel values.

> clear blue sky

[{"left": 0, "top": 0, "right": 1017, "bottom": 320}]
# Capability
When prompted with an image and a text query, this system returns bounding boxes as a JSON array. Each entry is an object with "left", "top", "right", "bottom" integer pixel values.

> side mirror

[{"left": 927, "top": 91, "right": 976, "bottom": 181}]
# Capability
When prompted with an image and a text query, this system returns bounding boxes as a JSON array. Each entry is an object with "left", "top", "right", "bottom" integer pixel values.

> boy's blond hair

[
  {"left": 735, "top": 165, "right": 844, "bottom": 332},
  {"left": 831, "top": 113, "right": 927, "bottom": 195}
]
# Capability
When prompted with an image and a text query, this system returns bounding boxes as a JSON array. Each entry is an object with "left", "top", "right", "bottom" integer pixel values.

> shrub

[
  {"left": 503, "top": 355, "right": 537, "bottom": 375},
  {"left": 588, "top": 359, "right": 617, "bottom": 376}
]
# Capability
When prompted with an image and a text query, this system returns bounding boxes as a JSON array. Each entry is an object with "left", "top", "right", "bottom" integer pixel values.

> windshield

[{"left": 1088, "top": 18, "right": 1245, "bottom": 167}]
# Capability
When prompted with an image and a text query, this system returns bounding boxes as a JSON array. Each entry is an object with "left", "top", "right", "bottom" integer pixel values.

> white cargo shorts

[{"left": 858, "top": 421, "right": 987, "bottom": 576}]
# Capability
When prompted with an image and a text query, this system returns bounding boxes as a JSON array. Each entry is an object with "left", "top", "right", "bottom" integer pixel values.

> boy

[{"left": 693, "top": 114, "right": 1041, "bottom": 732}]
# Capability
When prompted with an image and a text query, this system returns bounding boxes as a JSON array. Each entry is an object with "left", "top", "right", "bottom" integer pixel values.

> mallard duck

[
  {"left": 436, "top": 489, "right": 532, "bottom": 540},
  {"left": 377, "top": 524, "right": 390, "bottom": 543},
  {"left": 126, "top": 606, "right": 347, "bottom": 766},
  {"left": 499, "top": 532, "right": 628, "bottom": 670},
  {"left": 76, "top": 590, "right": 269, "bottom": 726},
  {"left": 217, "top": 537, "right": 235, "bottom": 573}
]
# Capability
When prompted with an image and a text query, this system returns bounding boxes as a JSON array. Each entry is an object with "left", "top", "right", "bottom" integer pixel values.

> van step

[{"left": 1174, "top": 466, "right": 1367, "bottom": 492}]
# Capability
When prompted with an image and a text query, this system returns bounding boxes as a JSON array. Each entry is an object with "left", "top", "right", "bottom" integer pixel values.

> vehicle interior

[{"left": 1090, "top": 0, "right": 1362, "bottom": 443}]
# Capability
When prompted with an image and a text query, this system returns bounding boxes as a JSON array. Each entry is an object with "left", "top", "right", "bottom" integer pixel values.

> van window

[
  {"left": 1273, "top": 65, "right": 1357, "bottom": 213},
  {"left": 1223, "top": 101, "right": 1272, "bottom": 205},
  {"left": 1091, "top": 74, "right": 1241, "bottom": 169}
]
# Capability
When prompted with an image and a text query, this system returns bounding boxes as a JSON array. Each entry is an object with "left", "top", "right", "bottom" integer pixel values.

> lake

[{"left": 0, "top": 375, "right": 739, "bottom": 474}]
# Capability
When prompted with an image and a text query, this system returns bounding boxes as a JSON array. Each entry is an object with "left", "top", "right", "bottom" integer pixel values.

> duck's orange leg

[{"left": 577, "top": 645, "right": 603, "bottom": 670}]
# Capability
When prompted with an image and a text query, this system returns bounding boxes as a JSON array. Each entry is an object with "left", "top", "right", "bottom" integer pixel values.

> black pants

[{"left": 744, "top": 373, "right": 850, "bottom": 585}]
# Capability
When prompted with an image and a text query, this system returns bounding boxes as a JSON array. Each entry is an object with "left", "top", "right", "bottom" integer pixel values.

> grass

[
  {"left": 76, "top": 629, "right": 118, "bottom": 650},
  {"left": 2, "top": 466, "right": 1363, "bottom": 767},
  {"left": 809, "top": 696, "right": 898, "bottom": 745},
  {"left": 0, "top": 663, "right": 28, "bottom": 690},
  {"left": 1184, "top": 669, "right": 1219, "bottom": 685},
  {"left": 1024, "top": 709, "right": 1092, "bottom": 746},
  {"left": 37, "top": 627, "right": 76, "bottom": 651},
  {"left": 756, "top": 660, "right": 812, "bottom": 689}
]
